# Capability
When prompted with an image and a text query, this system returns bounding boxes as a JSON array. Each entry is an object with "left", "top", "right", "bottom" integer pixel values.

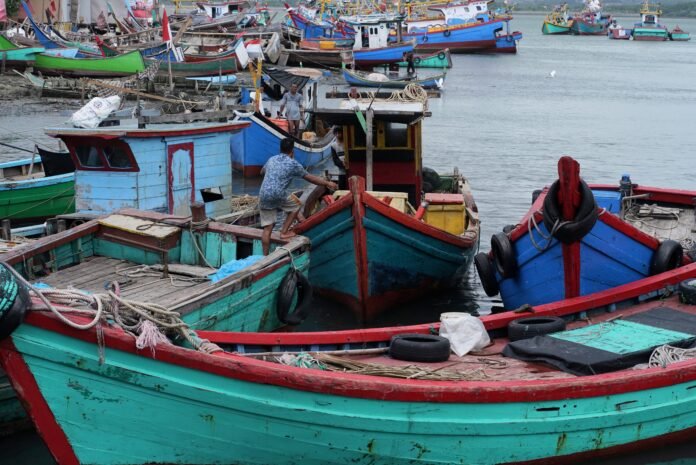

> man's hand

[{"left": 325, "top": 181, "right": 338, "bottom": 191}]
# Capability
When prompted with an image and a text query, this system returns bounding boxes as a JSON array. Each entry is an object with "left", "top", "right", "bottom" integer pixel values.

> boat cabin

[
  {"left": 196, "top": 0, "right": 247, "bottom": 18},
  {"left": 46, "top": 121, "right": 250, "bottom": 218},
  {"left": 315, "top": 98, "right": 427, "bottom": 205},
  {"left": 639, "top": 1, "right": 662, "bottom": 25},
  {"left": 342, "top": 15, "right": 403, "bottom": 50}
]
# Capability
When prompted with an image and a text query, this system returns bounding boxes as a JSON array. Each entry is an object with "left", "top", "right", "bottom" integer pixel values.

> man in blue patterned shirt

[{"left": 260, "top": 138, "right": 338, "bottom": 255}]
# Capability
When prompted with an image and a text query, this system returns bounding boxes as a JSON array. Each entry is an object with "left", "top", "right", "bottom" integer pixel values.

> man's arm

[
  {"left": 303, "top": 174, "right": 338, "bottom": 191},
  {"left": 279, "top": 93, "right": 287, "bottom": 115}
]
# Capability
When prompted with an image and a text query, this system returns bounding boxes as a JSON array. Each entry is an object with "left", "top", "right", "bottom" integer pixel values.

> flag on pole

[{"left": 161, "top": 7, "right": 183, "bottom": 62}]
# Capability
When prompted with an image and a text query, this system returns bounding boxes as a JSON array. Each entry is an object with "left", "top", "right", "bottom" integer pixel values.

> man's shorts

[{"left": 260, "top": 194, "right": 302, "bottom": 227}]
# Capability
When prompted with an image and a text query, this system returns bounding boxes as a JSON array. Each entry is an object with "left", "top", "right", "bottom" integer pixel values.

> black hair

[{"left": 280, "top": 137, "right": 294, "bottom": 154}]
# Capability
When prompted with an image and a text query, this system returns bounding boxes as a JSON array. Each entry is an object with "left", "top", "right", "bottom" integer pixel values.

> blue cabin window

[{"left": 63, "top": 137, "right": 139, "bottom": 172}]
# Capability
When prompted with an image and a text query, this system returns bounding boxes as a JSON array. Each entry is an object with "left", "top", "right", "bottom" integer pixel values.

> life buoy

[
  {"left": 0, "top": 265, "right": 29, "bottom": 341},
  {"left": 650, "top": 240, "right": 683, "bottom": 275},
  {"left": 437, "top": 51, "right": 446, "bottom": 60},
  {"left": 443, "top": 29, "right": 451, "bottom": 37},
  {"left": 414, "top": 56, "right": 421, "bottom": 64},
  {"left": 491, "top": 232, "right": 517, "bottom": 279},
  {"left": 542, "top": 179, "right": 598, "bottom": 244},
  {"left": 276, "top": 268, "right": 313, "bottom": 325},
  {"left": 389, "top": 334, "right": 451, "bottom": 362},
  {"left": 508, "top": 316, "right": 566, "bottom": 342},
  {"left": 474, "top": 252, "right": 499, "bottom": 297}
]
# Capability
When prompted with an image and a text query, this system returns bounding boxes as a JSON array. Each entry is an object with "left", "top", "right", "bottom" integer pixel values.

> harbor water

[{"left": 1, "top": 12, "right": 696, "bottom": 464}]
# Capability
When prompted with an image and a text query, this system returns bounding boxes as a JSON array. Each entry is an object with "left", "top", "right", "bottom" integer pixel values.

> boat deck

[
  {"left": 624, "top": 202, "right": 696, "bottom": 244},
  {"left": 241, "top": 295, "right": 696, "bottom": 382},
  {"left": 33, "top": 256, "right": 214, "bottom": 309}
]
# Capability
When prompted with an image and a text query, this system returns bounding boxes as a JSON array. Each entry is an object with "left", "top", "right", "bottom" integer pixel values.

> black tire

[
  {"left": 422, "top": 35, "right": 428, "bottom": 43},
  {"left": 679, "top": 278, "right": 696, "bottom": 305},
  {"left": 542, "top": 179, "right": 598, "bottom": 244},
  {"left": 502, "top": 224, "right": 516, "bottom": 234},
  {"left": 0, "top": 266, "right": 29, "bottom": 341},
  {"left": 508, "top": 316, "right": 566, "bottom": 342},
  {"left": 389, "top": 334, "right": 451, "bottom": 363},
  {"left": 650, "top": 240, "right": 683, "bottom": 275},
  {"left": 414, "top": 56, "right": 421, "bottom": 65},
  {"left": 422, "top": 167, "right": 441, "bottom": 192},
  {"left": 443, "top": 29, "right": 451, "bottom": 37},
  {"left": 474, "top": 252, "right": 499, "bottom": 297},
  {"left": 437, "top": 52, "right": 446, "bottom": 60},
  {"left": 491, "top": 232, "right": 517, "bottom": 278},
  {"left": 276, "top": 269, "right": 313, "bottom": 326},
  {"left": 532, "top": 189, "right": 543, "bottom": 204}
]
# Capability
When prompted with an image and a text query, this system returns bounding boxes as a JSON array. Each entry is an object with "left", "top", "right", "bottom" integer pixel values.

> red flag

[{"left": 162, "top": 7, "right": 171, "bottom": 42}]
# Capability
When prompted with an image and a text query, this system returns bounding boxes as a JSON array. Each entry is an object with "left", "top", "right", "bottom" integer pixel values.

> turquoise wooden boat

[
  {"left": 294, "top": 99, "right": 479, "bottom": 323},
  {"left": 0, "top": 34, "right": 44, "bottom": 69},
  {"left": 2, "top": 244, "right": 696, "bottom": 463},
  {"left": 670, "top": 26, "right": 691, "bottom": 41},
  {"left": 396, "top": 49, "right": 452, "bottom": 69},
  {"left": 0, "top": 152, "right": 75, "bottom": 226}
]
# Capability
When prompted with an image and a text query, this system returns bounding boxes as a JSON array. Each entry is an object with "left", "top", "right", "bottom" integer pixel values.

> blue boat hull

[
  {"left": 405, "top": 20, "right": 506, "bottom": 53},
  {"left": 295, "top": 177, "right": 477, "bottom": 323},
  {"left": 353, "top": 43, "right": 415, "bottom": 66},
  {"left": 230, "top": 113, "right": 333, "bottom": 177}
]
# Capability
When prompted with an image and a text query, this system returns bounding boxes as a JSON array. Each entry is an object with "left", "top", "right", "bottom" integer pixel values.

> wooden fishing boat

[
  {"left": 342, "top": 68, "right": 445, "bottom": 89},
  {"left": 0, "top": 151, "right": 75, "bottom": 226},
  {"left": 670, "top": 26, "right": 691, "bottom": 41},
  {"left": 341, "top": 15, "right": 416, "bottom": 67},
  {"left": 396, "top": 48, "right": 452, "bottom": 68},
  {"left": 3, "top": 238, "right": 696, "bottom": 464},
  {"left": 280, "top": 46, "right": 348, "bottom": 67},
  {"left": 608, "top": 22, "right": 632, "bottom": 40},
  {"left": 149, "top": 53, "right": 238, "bottom": 77},
  {"left": 632, "top": 1, "right": 669, "bottom": 41},
  {"left": 475, "top": 157, "right": 694, "bottom": 309},
  {"left": 293, "top": 97, "right": 479, "bottom": 323},
  {"left": 542, "top": 4, "right": 573, "bottom": 34},
  {"left": 33, "top": 50, "right": 146, "bottom": 78},
  {"left": 0, "top": 34, "right": 44, "bottom": 70},
  {"left": 492, "top": 30, "right": 522, "bottom": 53}
]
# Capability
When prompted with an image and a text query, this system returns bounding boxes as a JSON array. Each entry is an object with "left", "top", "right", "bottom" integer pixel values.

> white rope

[{"left": 649, "top": 344, "right": 696, "bottom": 368}]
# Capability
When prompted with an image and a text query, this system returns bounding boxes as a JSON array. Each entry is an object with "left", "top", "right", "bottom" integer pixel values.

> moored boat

[
  {"left": 632, "top": 1, "right": 669, "bottom": 41},
  {"left": 294, "top": 95, "right": 479, "bottom": 323},
  {"left": 0, "top": 151, "right": 75, "bottom": 226},
  {"left": 2, "top": 236, "right": 696, "bottom": 464},
  {"left": 570, "top": 0, "right": 611, "bottom": 35},
  {"left": 0, "top": 34, "right": 44, "bottom": 70},
  {"left": 33, "top": 50, "right": 146, "bottom": 78},
  {"left": 474, "top": 157, "right": 693, "bottom": 309},
  {"left": 396, "top": 49, "right": 452, "bottom": 68},
  {"left": 342, "top": 68, "right": 445, "bottom": 89},
  {"left": 669, "top": 26, "right": 691, "bottom": 41},
  {"left": 542, "top": 3, "right": 573, "bottom": 34}
]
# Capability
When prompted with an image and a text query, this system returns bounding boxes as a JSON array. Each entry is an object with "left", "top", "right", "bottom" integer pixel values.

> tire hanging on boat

[
  {"left": 437, "top": 52, "right": 446, "bottom": 60},
  {"left": 508, "top": 316, "right": 566, "bottom": 342},
  {"left": 414, "top": 57, "right": 421, "bottom": 65},
  {"left": 650, "top": 240, "right": 683, "bottom": 275},
  {"left": 679, "top": 279, "right": 696, "bottom": 305},
  {"left": 389, "top": 334, "right": 451, "bottom": 363},
  {"left": 276, "top": 268, "right": 313, "bottom": 326},
  {"left": 542, "top": 179, "right": 598, "bottom": 244},
  {"left": 491, "top": 232, "right": 517, "bottom": 279},
  {"left": 474, "top": 252, "right": 499, "bottom": 297},
  {"left": 0, "top": 265, "right": 30, "bottom": 341}
]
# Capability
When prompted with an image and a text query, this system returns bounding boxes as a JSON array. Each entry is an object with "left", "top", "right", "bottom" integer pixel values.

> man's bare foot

[{"left": 279, "top": 231, "right": 297, "bottom": 239}]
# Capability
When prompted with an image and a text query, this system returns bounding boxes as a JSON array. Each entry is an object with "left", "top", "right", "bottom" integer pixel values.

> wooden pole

[
  {"left": 28, "top": 145, "right": 37, "bottom": 177},
  {"left": 167, "top": 45, "right": 174, "bottom": 91},
  {"left": 366, "top": 108, "right": 374, "bottom": 191},
  {"left": 0, "top": 220, "right": 10, "bottom": 241}
]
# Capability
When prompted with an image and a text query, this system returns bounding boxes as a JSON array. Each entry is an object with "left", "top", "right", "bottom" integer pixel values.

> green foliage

[{"left": 6, "top": 0, "right": 20, "bottom": 17}]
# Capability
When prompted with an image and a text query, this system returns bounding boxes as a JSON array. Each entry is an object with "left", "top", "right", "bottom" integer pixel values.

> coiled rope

[{"left": 649, "top": 344, "right": 696, "bottom": 368}]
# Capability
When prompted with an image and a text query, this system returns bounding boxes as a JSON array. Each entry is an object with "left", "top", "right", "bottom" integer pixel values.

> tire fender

[
  {"left": 474, "top": 252, "right": 499, "bottom": 297},
  {"left": 542, "top": 179, "right": 598, "bottom": 244},
  {"left": 679, "top": 279, "right": 696, "bottom": 305},
  {"left": 437, "top": 51, "right": 446, "bottom": 60},
  {"left": 443, "top": 29, "right": 451, "bottom": 37},
  {"left": 650, "top": 240, "right": 683, "bottom": 275},
  {"left": 276, "top": 268, "right": 313, "bottom": 325},
  {"left": 0, "top": 266, "right": 29, "bottom": 341},
  {"left": 491, "top": 232, "right": 517, "bottom": 279},
  {"left": 389, "top": 334, "right": 451, "bottom": 363},
  {"left": 508, "top": 316, "right": 566, "bottom": 342}
]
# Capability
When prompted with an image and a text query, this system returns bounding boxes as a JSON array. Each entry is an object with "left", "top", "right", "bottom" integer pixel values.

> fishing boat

[
  {"left": 33, "top": 49, "right": 146, "bottom": 78},
  {"left": 542, "top": 3, "right": 573, "bottom": 34},
  {"left": 285, "top": 4, "right": 355, "bottom": 39},
  {"left": 150, "top": 53, "right": 239, "bottom": 77},
  {"left": 474, "top": 157, "right": 693, "bottom": 309},
  {"left": 396, "top": 49, "right": 452, "bottom": 68},
  {"left": 342, "top": 68, "right": 445, "bottom": 89},
  {"left": 0, "top": 150, "right": 75, "bottom": 226},
  {"left": 3, "top": 236, "right": 696, "bottom": 464},
  {"left": 570, "top": 0, "right": 611, "bottom": 35},
  {"left": 608, "top": 20, "right": 632, "bottom": 39},
  {"left": 341, "top": 15, "right": 416, "bottom": 67},
  {"left": 231, "top": 67, "right": 334, "bottom": 177},
  {"left": 493, "top": 30, "right": 523, "bottom": 53},
  {"left": 405, "top": 19, "right": 508, "bottom": 53},
  {"left": 632, "top": 1, "right": 669, "bottom": 41},
  {"left": 0, "top": 34, "right": 44, "bottom": 70},
  {"left": 669, "top": 26, "right": 691, "bottom": 41},
  {"left": 293, "top": 95, "right": 479, "bottom": 323}
]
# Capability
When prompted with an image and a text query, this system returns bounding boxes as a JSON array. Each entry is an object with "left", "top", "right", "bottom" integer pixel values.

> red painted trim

[
  {"left": 590, "top": 184, "right": 696, "bottom": 206},
  {"left": 362, "top": 191, "right": 476, "bottom": 248},
  {"left": 562, "top": 242, "right": 580, "bottom": 298},
  {"left": 15, "top": 307, "right": 696, "bottom": 405},
  {"left": 0, "top": 339, "right": 79, "bottom": 465},
  {"left": 167, "top": 142, "right": 195, "bottom": 214},
  {"left": 294, "top": 192, "right": 354, "bottom": 233},
  {"left": 49, "top": 122, "right": 250, "bottom": 140},
  {"left": 597, "top": 211, "right": 661, "bottom": 250},
  {"left": 62, "top": 137, "right": 140, "bottom": 172},
  {"left": 351, "top": 177, "right": 370, "bottom": 325}
]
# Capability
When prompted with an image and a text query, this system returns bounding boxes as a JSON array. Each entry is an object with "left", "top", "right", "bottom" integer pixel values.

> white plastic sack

[
  {"left": 367, "top": 72, "right": 389, "bottom": 82},
  {"left": 69, "top": 96, "right": 121, "bottom": 129},
  {"left": 439, "top": 312, "right": 491, "bottom": 356}
]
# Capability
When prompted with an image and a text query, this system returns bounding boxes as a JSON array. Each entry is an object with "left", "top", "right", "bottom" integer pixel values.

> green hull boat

[
  {"left": 0, "top": 34, "right": 44, "bottom": 69},
  {"left": 542, "top": 21, "right": 572, "bottom": 34},
  {"left": 33, "top": 49, "right": 146, "bottom": 77},
  {"left": 151, "top": 55, "right": 239, "bottom": 78},
  {"left": 0, "top": 157, "right": 75, "bottom": 225},
  {"left": 396, "top": 49, "right": 452, "bottom": 68}
]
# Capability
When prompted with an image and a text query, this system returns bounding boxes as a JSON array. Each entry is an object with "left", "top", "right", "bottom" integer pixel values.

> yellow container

[
  {"left": 424, "top": 203, "right": 466, "bottom": 235},
  {"left": 319, "top": 41, "right": 336, "bottom": 50}
]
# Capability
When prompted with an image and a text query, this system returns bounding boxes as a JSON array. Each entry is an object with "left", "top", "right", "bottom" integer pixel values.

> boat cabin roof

[
  {"left": 314, "top": 100, "right": 426, "bottom": 125},
  {"left": 341, "top": 14, "right": 404, "bottom": 26},
  {"left": 45, "top": 121, "right": 250, "bottom": 140}
]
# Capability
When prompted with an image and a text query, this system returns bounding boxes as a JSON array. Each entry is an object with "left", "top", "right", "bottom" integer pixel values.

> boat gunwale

[{"left": 45, "top": 121, "right": 251, "bottom": 139}]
